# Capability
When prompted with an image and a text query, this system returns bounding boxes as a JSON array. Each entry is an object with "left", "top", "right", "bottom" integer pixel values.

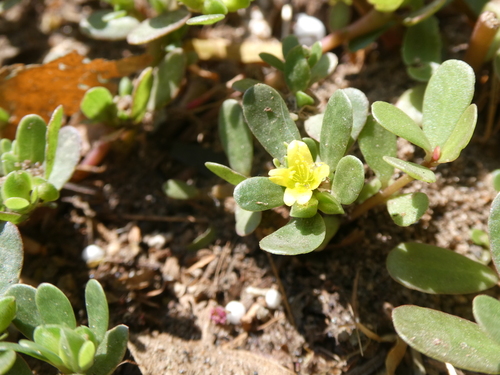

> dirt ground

[{"left": 2, "top": 1, "right": 500, "bottom": 374}]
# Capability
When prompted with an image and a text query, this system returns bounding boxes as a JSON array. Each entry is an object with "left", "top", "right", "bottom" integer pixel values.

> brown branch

[{"left": 464, "top": 11, "right": 500, "bottom": 73}]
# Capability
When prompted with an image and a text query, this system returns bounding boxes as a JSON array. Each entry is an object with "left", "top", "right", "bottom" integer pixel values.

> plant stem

[{"left": 464, "top": 11, "right": 500, "bottom": 73}]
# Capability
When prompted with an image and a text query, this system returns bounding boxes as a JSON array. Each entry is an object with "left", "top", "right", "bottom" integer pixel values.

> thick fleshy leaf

[
  {"left": 284, "top": 45, "right": 311, "bottom": 93},
  {"left": 316, "top": 215, "right": 341, "bottom": 250},
  {"left": 295, "top": 91, "right": 314, "bottom": 107},
  {"left": 402, "top": 16, "right": 441, "bottom": 82},
  {"left": 387, "top": 242, "right": 498, "bottom": 294},
  {"left": 78, "top": 340, "right": 96, "bottom": 371},
  {"left": 0, "top": 296, "right": 15, "bottom": 333},
  {"left": 242, "top": 84, "right": 300, "bottom": 163},
  {"left": 344, "top": 88, "right": 369, "bottom": 147},
  {"left": 218, "top": 99, "right": 253, "bottom": 176},
  {"left": 402, "top": 0, "right": 447, "bottom": 26},
  {"left": 131, "top": 67, "right": 153, "bottom": 123},
  {"left": 383, "top": 156, "right": 436, "bottom": 183},
  {"left": 6, "top": 284, "right": 41, "bottom": 340},
  {"left": 315, "top": 191, "right": 344, "bottom": 215},
  {"left": 259, "top": 214, "right": 326, "bottom": 255},
  {"left": 80, "top": 10, "right": 140, "bottom": 40},
  {"left": 187, "top": 226, "right": 216, "bottom": 251},
  {"left": 489, "top": 192, "right": 500, "bottom": 272},
  {"left": 234, "top": 177, "right": 284, "bottom": 211},
  {"left": 0, "top": 350, "right": 15, "bottom": 374},
  {"left": 3, "top": 197, "right": 30, "bottom": 211},
  {"left": 87, "top": 325, "right": 129, "bottom": 375},
  {"left": 395, "top": 84, "right": 425, "bottom": 125},
  {"left": 259, "top": 52, "right": 284, "bottom": 71},
  {"left": 2, "top": 171, "right": 31, "bottom": 201},
  {"left": 2, "top": 354, "right": 32, "bottom": 375},
  {"left": 149, "top": 48, "right": 186, "bottom": 110},
  {"left": 358, "top": 115, "right": 396, "bottom": 188},
  {"left": 331, "top": 155, "right": 364, "bottom": 205},
  {"left": 231, "top": 79, "right": 260, "bottom": 93},
  {"left": 393, "top": 305, "right": 500, "bottom": 374},
  {"left": 0, "top": 221, "right": 22, "bottom": 296},
  {"left": 439, "top": 104, "right": 477, "bottom": 163},
  {"left": 163, "top": 179, "right": 198, "bottom": 200},
  {"left": 422, "top": 60, "right": 475, "bottom": 149},
  {"left": 368, "top": 0, "right": 404, "bottom": 12},
  {"left": 14, "top": 114, "right": 46, "bottom": 164},
  {"left": 290, "top": 196, "right": 318, "bottom": 218},
  {"left": 186, "top": 14, "right": 224, "bottom": 25},
  {"left": 304, "top": 113, "right": 323, "bottom": 141},
  {"left": 86, "top": 279, "right": 109, "bottom": 344},
  {"left": 474, "top": 295, "right": 500, "bottom": 345},
  {"left": 307, "top": 41, "right": 322, "bottom": 68},
  {"left": 320, "top": 89, "right": 353, "bottom": 172},
  {"left": 44, "top": 106, "right": 63, "bottom": 180},
  {"left": 80, "top": 87, "right": 117, "bottom": 123},
  {"left": 372, "top": 101, "right": 431, "bottom": 152},
  {"left": 493, "top": 170, "right": 500, "bottom": 191},
  {"left": 387, "top": 192, "right": 428, "bottom": 227},
  {"left": 235, "top": 206, "right": 261, "bottom": 236},
  {"left": 127, "top": 8, "right": 190, "bottom": 45},
  {"left": 282, "top": 35, "right": 299, "bottom": 58},
  {"left": 309, "top": 53, "right": 338, "bottom": 84},
  {"left": 205, "top": 162, "right": 246, "bottom": 185},
  {"left": 48, "top": 126, "right": 82, "bottom": 190},
  {"left": 36, "top": 283, "right": 77, "bottom": 329}
]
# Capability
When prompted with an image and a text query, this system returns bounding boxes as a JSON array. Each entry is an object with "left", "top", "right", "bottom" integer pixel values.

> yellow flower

[{"left": 269, "top": 140, "right": 330, "bottom": 206}]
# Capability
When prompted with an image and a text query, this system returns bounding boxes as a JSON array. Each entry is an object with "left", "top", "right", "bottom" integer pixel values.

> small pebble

[
  {"left": 225, "top": 301, "right": 246, "bottom": 325},
  {"left": 265, "top": 289, "right": 282, "bottom": 309},
  {"left": 82, "top": 244, "right": 105, "bottom": 266},
  {"left": 293, "top": 13, "right": 326, "bottom": 46}
]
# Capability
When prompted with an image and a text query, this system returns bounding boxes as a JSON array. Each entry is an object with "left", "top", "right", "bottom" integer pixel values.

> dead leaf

[{"left": 0, "top": 51, "right": 152, "bottom": 131}]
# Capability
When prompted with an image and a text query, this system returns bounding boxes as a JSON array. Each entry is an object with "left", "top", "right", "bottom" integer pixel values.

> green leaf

[
  {"left": 218, "top": 99, "right": 253, "bottom": 176},
  {"left": 383, "top": 156, "right": 436, "bottom": 183},
  {"left": 36, "top": 283, "right": 77, "bottom": 329},
  {"left": 474, "top": 295, "right": 500, "bottom": 346},
  {"left": 301, "top": 137, "right": 318, "bottom": 161},
  {"left": 402, "top": 0, "right": 447, "bottom": 26},
  {"left": 242, "top": 84, "right": 300, "bottom": 163},
  {"left": 131, "top": 67, "right": 153, "bottom": 123},
  {"left": 314, "top": 191, "right": 344, "bottom": 215},
  {"left": 284, "top": 45, "right": 311, "bottom": 93},
  {"left": 3, "top": 197, "right": 30, "bottom": 211},
  {"left": 402, "top": 16, "right": 441, "bottom": 82},
  {"left": 0, "top": 222, "right": 22, "bottom": 296},
  {"left": 0, "top": 296, "right": 16, "bottom": 333},
  {"left": 304, "top": 113, "right": 323, "bottom": 142},
  {"left": 290, "top": 196, "right": 318, "bottom": 218},
  {"left": 295, "top": 91, "right": 314, "bottom": 107},
  {"left": 471, "top": 228, "right": 489, "bottom": 248},
  {"left": 231, "top": 79, "right": 260, "bottom": 93},
  {"left": 18, "top": 339, "right": 66, "bottom": 369},
  {"left": 33, "top": 325, "right": 62, "bottom": 359},
  {"left": 395, "top": 84, "right": 426, "bottom": 125},
  {"left": 14, "top": 114, "right": 46, "bottom": 165},
  {"left": 368, "top": 0, "right": 404, "bottom": 12},
  {"left": 358, "top": 115, "right": 396, "bottom": 188},
  {"left": 307, "top": 41, "right": 322, "bottom": 68},
  {"left": 422, "top": 59, "right": 475, "bottom": 150},
  {"left": 186, "top": 14, "right": 224, "bottom": 25},
  {"left": 387, "top": 192, "right": 429, "bottom": 227},
  {"left": 282, "top": 35, "right": 299, "bottom": 58},
  {"left": 320, "top": 89, "right": 353, "bottom": 172},
  {"left": 372, "top": 101, "right": 431, "bottom": 152},
  {"left": 59, "top": 327, "right": 86, "bottom": 372},
  {"left": 489, "top": 192, "right": 500, "bottom": 272},
  {"left": 6, "top": 285, "right": 41, "bottom": 340},
  {"left": 316, "top": 215, "right": 341, "bottom": 251},
  {"left": 44, "top": 106, "right": 64, "bottom": 180},
  {"left": 80, "top": 87, "right": 117, "bottom": 123},
  {"left": 205, "top": 162, "right": 247, "bottom": 185},
  {"left": 2, "top": 354, "right": 32, "bottom": 375},
  {"left": 127, "top": 8, "right": 190, "bottom": 45},
  {"left": 85, "top": 280, "right": 109, "bottom": 344},
  {"left": 187, "top": 226, "right": 216, "bottom": 251},
  {"left": 202, "top": 0, "right": 227, "bottom": 15},
  {"left": 438, "top": 104, "right": 477, "bottom": 163},
  {"left": 332, "top": 155, "right": 364, "bottom": 205},
  {"left": 309, "top": 53, "right": 338, "bottom": 84},
  {"left": 234, "top": 177, "right": 284, "bottom": 211},
  {"left": 1, "top": 152, "right": 18, "bottom": 176},
  {"left": 259, "top": 214, "right": 326, "bottom": 255},
  {"left": 35, "top": 181, "right": 59, "bottom": 202},
  {"left": 78, "top": 340, "right": 96, "bottom": 372},
  {"left": 80, "top": 10, "right": 140, "bottom": 41},
  {"left": 493, "top": 169, "right": 500, "bottom": 191},
  {"left": 149, "top": 48, "right": 186, "bottom": 110},
  {"left": 387, "top": 242, "right": 499, "bottom": 294},
  {"left": 48, "top": 126, "right": 82, "bottom": 190},
  {"left": 163, "top": 179, "right": 198, "bottom": 200},
  {"left": 259, "top": 52, "right": 284, "bottom": 71},
  {"left": 344, "top": 88, "right": 369, "bottom": 147},
  {"left": 2, "top": 171, "right": 31, "bottom": 201},
  {"left": 393, "top": 305, "right": 500, "bottom": 374},
  {"left": 87, "top": 325, "right": 129, "bottom": 375},
  {"left": 0, "top": 350, "right": 16, "bottom": 374},
  {"left": 235, "top": 206, "right": 261, "bottom": 236}
]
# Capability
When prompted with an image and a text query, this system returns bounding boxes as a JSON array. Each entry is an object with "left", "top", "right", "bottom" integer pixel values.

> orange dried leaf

[{"left": 0, "top": 52, "right": 152, "bottom": 127}]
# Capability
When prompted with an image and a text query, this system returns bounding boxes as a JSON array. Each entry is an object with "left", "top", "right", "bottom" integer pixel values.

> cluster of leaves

[
  {"left": 0, "top": 222, "right": 128, "bottom": 375},
  {"left": 80, "top": 47, "right": 186, "bottom": 126},
  {"left": 79, "top": 0, "right": 253, "bottom": 45},
  {"left": 0, "top": 107, "right": 81, "bottom": 224}
]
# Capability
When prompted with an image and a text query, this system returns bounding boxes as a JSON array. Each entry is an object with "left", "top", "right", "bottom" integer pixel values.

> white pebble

[
  {"left": 293, "top": 13, "right": 326, "bottom": 46},
  {"left": 265, "top": 289, "right": 282, "bottom": 309},
  {"left": 225, "top": 301, "right": 246, "bottom": 325},
  {"left": 82, "top": 244, "right": 105, "bottom": 266}
]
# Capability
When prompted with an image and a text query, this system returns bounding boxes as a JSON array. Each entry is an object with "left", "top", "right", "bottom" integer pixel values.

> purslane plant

[{"left": 206, "top": 59, "right": 477, "bottom": 255}]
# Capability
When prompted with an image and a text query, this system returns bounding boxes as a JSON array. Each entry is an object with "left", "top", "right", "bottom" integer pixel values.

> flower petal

[
  {"left": 269, "top": 168, "right": 294, "bottom": 188},
  {"left": 310, "top": 163, "right": 330, "bottom": 189},
  {"left": 284, "top": 187, "right": 312, "bottom": 206},
  {"left": 287, "top": 140, "right": 314, "bottom": 168}
]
